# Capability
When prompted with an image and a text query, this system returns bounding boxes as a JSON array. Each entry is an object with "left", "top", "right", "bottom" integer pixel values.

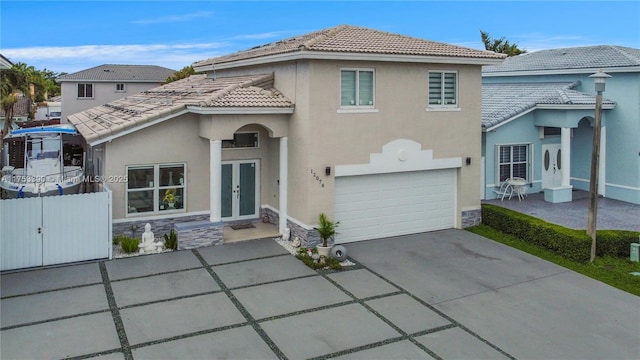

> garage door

[{"left": 334, "top": 169, "right": 455, "bottom": 243}]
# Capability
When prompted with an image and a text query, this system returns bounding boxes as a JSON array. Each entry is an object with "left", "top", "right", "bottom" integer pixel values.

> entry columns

[
  {"left": 210, "top": 139, "right": 222, "bottom": 222},
  {"left": 561, "top": 127, "right": 571, "bottom": 187},
  {"left": 279, "top": 137, "right": 288, "bottom": 234}
]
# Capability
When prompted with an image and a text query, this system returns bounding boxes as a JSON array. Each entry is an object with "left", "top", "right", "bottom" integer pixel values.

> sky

[{"left": 1, "top": 1, "right": 639, "bottom": 74}]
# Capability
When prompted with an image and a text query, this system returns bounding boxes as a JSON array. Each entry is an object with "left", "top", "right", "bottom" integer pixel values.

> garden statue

[{"left": 139, "top": 223, "right": 162, "bottom": 254}]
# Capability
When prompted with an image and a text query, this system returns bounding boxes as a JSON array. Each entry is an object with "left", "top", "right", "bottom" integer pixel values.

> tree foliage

[
  {"left": 166, "top": 65, "right": 197, "bottom": 83},
  {"left": 480, "top": 30, "right": 527, "bottom": 57},
  {"left": 1, "top": 62, "right": 62, "bottom": 147}
]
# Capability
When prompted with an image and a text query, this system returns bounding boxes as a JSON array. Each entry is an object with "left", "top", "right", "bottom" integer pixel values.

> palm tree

[
  {"left": 1, "top": 63, "right": 32, "bottom": 150},
  {"left": 480, "top": 30, "right": 527, "bottom": 57}
]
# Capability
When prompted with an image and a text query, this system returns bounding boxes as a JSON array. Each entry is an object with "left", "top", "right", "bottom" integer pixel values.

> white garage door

[{"left": 334, "top": 169, "right": 455, "bottom": 243}]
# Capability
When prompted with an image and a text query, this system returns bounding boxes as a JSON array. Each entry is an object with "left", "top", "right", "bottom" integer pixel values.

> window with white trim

[
  {"left": 126, "top": 164, "right": 185, "bottom": 214},
  {"left": 115, "top": 83, "right": 126, "bottom": 92},
  {"left": 222, "top": 132, "right": 259, "bottom": 149},
  {"left": 77, "top": 83, "right": 93, "bottom": 99},
  {"left": 496, "top": 144, "right": 530, "bottom": 182},
  {"left": 340, "top": 69, "right": 374, "bottom": 107},
  {"left": 428, "top": 71, "right": 457, "bottom": 107}
]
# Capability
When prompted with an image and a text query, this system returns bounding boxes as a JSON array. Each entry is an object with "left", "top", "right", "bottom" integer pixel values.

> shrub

[
  {"left": 163, "top": 229, "right": 178, "bottom": 250},
  {"left": 112, "top": 234, "right": 128, "bottom": 246},
  {"left": 120, "top": 236, "right": 140, "bottom": 253},
  {"left": 295, "top": 247, "right": 342, "bottom": 270},
  {"left": 481, "top": 204, "right": 640, "bottom": 262}
]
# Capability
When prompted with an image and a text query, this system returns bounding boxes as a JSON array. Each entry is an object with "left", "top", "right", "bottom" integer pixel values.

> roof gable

[
  {"left": 194, "top": 25, "right": 505, "bottom": 69},
  {"left": 482, "top": 82, "right": 616, "bottom": 129},
  {"left": 483, "top": 45, "right": 640, "bottom": 74},
  {"left": 57, "top": 64, "right": 176, "bottom": 82}
]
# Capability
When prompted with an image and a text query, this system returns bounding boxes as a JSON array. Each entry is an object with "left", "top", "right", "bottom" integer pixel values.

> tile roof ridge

[
  {"left": 609, "top": 45, "right": 640, "bottom": 65},
  {"left": 300, "top": 24, "right": 349, "bottom": 50}
]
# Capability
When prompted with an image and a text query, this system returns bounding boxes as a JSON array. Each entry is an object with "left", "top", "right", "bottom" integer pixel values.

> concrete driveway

[{"left": 2, "top": 230, "right": 638, "bottom": 359}]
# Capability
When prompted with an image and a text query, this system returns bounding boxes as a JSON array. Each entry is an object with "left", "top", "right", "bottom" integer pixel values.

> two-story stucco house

[
  {"left": 481, "top": 45, "right": 640, "bottom": 205},
  {"left": 57, "top": 64, "right": 176, "bottom": 122},
  {"left": 68, "top": 25, "right": 504, "bottom": 247}
]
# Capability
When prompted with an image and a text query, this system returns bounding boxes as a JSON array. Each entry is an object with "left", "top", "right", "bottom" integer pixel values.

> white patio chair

[{"left": 493, "top": 179, "right": 512, "bottom": 201}]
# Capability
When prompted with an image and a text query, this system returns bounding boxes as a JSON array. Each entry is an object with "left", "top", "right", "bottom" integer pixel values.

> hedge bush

[{"left": 481, "top": 204, "right": 640, "bottom": 262}]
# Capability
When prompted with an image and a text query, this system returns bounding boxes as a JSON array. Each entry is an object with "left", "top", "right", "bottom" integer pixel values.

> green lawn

[{"left": 467, "top": 225, "right": 640, "bottom": 297}]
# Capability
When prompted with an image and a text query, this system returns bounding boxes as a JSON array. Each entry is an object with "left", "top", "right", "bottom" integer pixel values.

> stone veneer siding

[
  {"left": 261, "top": 207, "right": 322, "bottom": 247},
  {"left": 112, "top": 214, "right": 210, "bottom": 241},
  {"left": 174, "top": 220, "right": 224, "bottom": 250},
  {"left": 462, "top": 209, "right": 481, "bottom": 228}
]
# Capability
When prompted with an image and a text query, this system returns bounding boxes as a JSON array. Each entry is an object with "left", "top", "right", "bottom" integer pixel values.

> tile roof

[
  {"left": 482, "top": 82, "right": 616, "bottom": 129},
  {"left": 68, "top": 73, "right": 293, "bottom": 144},
  {"left": 194, "top": 24, "right": 505, "bottom": 68},
  {"left": 57, "top": 64, "right": 176, "bottom": 82},
  {"left": 483, "top": 45, "right": 640, "bottom": 73}
]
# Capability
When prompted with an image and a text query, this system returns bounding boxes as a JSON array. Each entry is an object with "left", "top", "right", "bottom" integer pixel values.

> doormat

[{"left": 230, "top": 223, "right": 256, "bottom": 230}]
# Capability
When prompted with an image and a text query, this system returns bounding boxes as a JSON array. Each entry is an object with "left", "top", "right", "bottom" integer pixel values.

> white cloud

[
  {"left": 131, "top": 11, "right": 212, "bottom": 25},
  {"left": 2, "top": 43, "right": 228, "bottom": 73}
]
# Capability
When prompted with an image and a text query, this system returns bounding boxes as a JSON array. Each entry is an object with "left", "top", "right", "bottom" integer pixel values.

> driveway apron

[{"left": 2, "top": 231, "right": 638, "bottom": 359}]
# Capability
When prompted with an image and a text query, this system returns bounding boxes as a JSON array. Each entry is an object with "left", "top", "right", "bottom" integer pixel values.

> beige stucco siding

[
  {"left": 61, "top": 82, "right": 164, "bottom": 122},
  {"left": 105, "top": 113, "right": 209, "bottom": 220},
  {"left": 302, "top": 61, "right": 482, "bottom": 226},
  {"left": 105, "top": 114, "right": 279, "bottom": 220}
]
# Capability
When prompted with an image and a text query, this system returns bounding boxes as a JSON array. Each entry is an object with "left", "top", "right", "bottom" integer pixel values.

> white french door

[{"left": 221, "top": 160, "right": 260, "bottom": 221}]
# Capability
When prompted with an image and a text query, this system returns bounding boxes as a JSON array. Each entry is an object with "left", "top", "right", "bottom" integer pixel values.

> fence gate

[{"left": 1, "top": 191, "right": 112, "bottom": 271}]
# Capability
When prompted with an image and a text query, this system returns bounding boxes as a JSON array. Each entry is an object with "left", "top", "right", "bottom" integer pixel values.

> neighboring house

[
  {"left": 0, "top": 53, "right": 12, "bottom": 70},
  {"left": 57, "top": 64, "right": 176, "bottom": 122},
  {"left": 481, "top": 45, "right": 640, "bottom": 205},
  {"left": 68, "top": 25, "right": 504, "bottom": 247}
]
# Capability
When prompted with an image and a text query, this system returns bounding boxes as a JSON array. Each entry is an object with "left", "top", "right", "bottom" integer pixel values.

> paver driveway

[{"left": 2, "top": 230, "right": 638, "bottom": 359}]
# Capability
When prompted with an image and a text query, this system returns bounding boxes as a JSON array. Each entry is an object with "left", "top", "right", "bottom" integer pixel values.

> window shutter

[
  {"left": 494, "top": 144, "right": 501, "bottom": 185},
  {"left": 428, "top": 72, "right": 442, "bottom": 104},
  {"left": 359, "top": 71, "right": 374, "bottom": 106},
  {"left": 341, "top": 70, "right": 356, "bottom": 106},
  {"left": 444, "top": 73, "right": 456, "bottom": 105}
]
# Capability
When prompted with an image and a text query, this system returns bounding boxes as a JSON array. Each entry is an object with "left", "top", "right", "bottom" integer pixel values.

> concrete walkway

[{"left": 2, "top": 231, "right": 639, "bottom": 359}]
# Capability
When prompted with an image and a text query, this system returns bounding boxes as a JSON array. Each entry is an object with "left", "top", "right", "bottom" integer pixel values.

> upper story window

[
  {"left": 340, "top": 69, "right": 374, "bottom": 108},
  {"left": 428, "top": 71, "right": 457, "bottom": 107},
  {"left": 115, "top": 83, "right": 126, "bottom": 92},
  {"left": 222, "top": 132, "right": 259, "bottom": 149},
  {"left": 77, "top": 83, "right": 93, "bottom": 99}
]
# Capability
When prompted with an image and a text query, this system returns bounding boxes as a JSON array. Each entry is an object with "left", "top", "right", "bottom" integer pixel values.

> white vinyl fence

[{"left": 1, "top": 188, "right": 112, "bottom": 271}]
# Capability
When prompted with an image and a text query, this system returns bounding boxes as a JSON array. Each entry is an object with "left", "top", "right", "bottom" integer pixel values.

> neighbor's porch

[{"left": 483, "top": 189, "right": 640, "bottom": 231}]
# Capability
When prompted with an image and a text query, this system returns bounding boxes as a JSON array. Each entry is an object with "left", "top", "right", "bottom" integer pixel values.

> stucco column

[
  {"left": 279, "top": 137, "right": 288, "bottom": 234},
  {"left": 210, "top": 139, "right": 222, "bottom": 222},
  {"left": 561, "top": 127, "right": 571, "bottom": 187},
  {"left": 599, "top": 126, "right": 606, "bottom": 195}
]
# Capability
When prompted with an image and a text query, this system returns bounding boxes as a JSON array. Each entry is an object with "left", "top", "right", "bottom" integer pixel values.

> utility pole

[{"left": 587, "top": 70, "right": 610, "bottom": 263}]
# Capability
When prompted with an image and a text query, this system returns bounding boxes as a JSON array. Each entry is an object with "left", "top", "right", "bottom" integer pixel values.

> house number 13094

[{"left": 310, "top": 169, "right": 325, "bottom": 188}]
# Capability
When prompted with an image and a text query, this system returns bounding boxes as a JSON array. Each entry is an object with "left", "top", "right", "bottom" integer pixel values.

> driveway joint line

[
  {"left": 355, "top": 262, "right": 517, "bottom": 360},
  {"left": 99, "top": 261, "right": 133, "bottom": 360},
  {"left": 192, "top": 249, "right": 288, "bottom": 360},
  {"left": 430, "top": 269, "right": 570, "bottom": 306},
  {"left": 127, "top": 322, "right": 249, "bottom": 350},
  {"left": 0, "top": 281, "right": 104, "bottom": 300},
  {"left": 0, "top": 308, "right": 112, "bottom": 331},
  {"left": 57, "top": 348, "right": 124, "bottom": 360},
  {"left": 320, "top": 272, "right": 443, "bottom": 360},
  {"left": 116, "top": 290, "right": 225, "bottom": 310},
  {"left": 108, "top": 266, "right": 206, "bottom": 282},
  {"left": 227, "top": 273, "right": 319, "bottom": 291},
  {"left": 206, "top": 252, "right": 290, "bottom": 267}
]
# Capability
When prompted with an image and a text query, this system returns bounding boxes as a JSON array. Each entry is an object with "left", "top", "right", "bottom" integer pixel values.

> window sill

[
  {"left": 426, "top": 107, "right": 461, "bottom": 112},
  {"left": 76, "top": 98, "right": 95, "bottom": 100},
  {"left": 126, "top": 209, "right": 186, "bottom": 218},
  {"left": 337, "top": 108, "right": 379, "bottom": 114}
]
